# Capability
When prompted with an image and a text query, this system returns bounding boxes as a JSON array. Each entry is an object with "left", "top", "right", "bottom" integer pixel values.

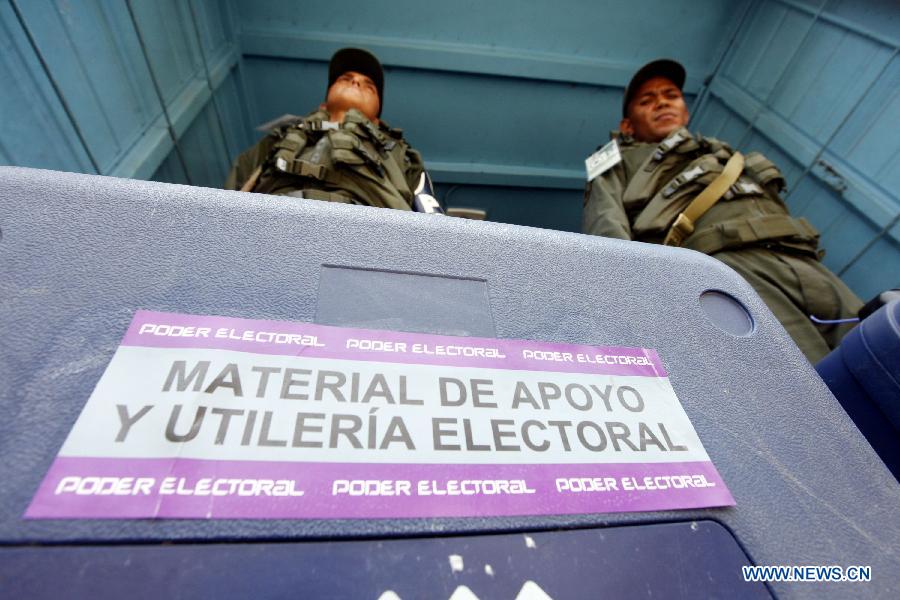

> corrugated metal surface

[
  {"left": 691, "top": 0, "right": 899, "bottom": 298},
  {"left": 14, "top": 1, "right": 167, "bottom": 177},
  {"left": 1, "top": 0, "right": 896, "bottom": 297},
  {"left": 1, "top": 0, "right": 252, "bottom": 187},
  {"left": 0, "top": 2, "right": 94, "bottom": 172}
]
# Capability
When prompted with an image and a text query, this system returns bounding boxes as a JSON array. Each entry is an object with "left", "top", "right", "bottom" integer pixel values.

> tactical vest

[
  {"left": 249, "top": 109, "right": 423, "bottom": 211},
  {"left": 619, "top": 129, "right": 821, "bottom": 258}
]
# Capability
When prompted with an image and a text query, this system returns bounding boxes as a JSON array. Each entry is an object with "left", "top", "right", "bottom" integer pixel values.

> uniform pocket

[{"left": 632, "top": 155, "right": 724, "bottom": 235}]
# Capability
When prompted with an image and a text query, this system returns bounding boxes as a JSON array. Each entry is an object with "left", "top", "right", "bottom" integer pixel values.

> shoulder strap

[
  {"left": 239, "top": 166, "right": 263, "bottom": 192},
  {"left": 663, "top": 151, "right": 744, "bottom": 247}
]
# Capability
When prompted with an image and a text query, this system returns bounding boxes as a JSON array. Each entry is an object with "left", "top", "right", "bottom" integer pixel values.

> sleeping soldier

[{"left": 226, "top": 47, "right": 441, "bottom": 214}]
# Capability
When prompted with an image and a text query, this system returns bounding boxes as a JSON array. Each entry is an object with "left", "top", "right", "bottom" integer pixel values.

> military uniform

[
  {"left": 226, "top": 108, "right": 425, "bottom": 211},
  {"left": 583, "top": 127, "right": 862, "bottom": 363}
]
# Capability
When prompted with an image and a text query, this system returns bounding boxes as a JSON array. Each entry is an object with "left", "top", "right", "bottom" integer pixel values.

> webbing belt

[
  {"left": 275, "top": 157, "right": 327, "bottom": 180},
  {"left": 239, "top": 159, "right": 328, "bottom": 192},
  {"left": 663, "top": 151, "right": 744, "bottom": 247},
  {"left": 687, "top": 215, "right": 819, "bottom": 256}
]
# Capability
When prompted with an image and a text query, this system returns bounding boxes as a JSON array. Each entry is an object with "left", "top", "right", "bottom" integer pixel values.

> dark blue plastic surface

[
  {"left": 316, "top": 264, "right": 497, "bottom": 336},
  {"left": 1, "top": 167, "right": 898, "bottom": 599},
  {"left": 0, "top": 521, "right": 769, "bottom": 599},
  {"left": 816, "top": 300, "right": 900, "bottom": 479}
]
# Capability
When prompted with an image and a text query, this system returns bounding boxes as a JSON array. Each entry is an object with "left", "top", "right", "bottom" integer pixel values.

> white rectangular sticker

[
  {"left": 26, "top": 310, "right": 734, "bottom": 519},
  {"left": 585, "top": 139, "right": 621, "bottom": 181}
]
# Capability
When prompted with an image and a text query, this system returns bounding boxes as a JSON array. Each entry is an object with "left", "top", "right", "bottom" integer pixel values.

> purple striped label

[
  {"left": 25, "top": 310, "right": 734, "bottom": 520},
  {"left": 26, "top": 457, "right": 733, "bottom": 519},
  {"left": 123, "top": 310, "right": 667, "bottom": 377}
]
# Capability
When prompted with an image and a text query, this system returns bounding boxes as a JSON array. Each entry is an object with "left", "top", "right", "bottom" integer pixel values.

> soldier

[
  {"left": 582, "top": 59, "right": 862, "bottom": 363},
  {"left": 226, "top": 48, "right": 441, "bottom": 213}
]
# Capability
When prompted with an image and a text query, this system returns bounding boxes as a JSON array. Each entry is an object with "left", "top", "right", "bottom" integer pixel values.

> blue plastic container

[{"left": 816, "top": 300, "right": 900, "bottom": 479}]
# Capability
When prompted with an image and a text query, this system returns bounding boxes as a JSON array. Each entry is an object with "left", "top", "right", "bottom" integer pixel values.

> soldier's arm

[
  {"left": 581, "top": 165, "right": 633, "bottom": 240},
  {"left": 223, "top": 137, "right": 274, "bottom": 191},
  {"left": 402, "top": 145, "right": 444, "bottom": 214},
  {"left": 402, "top": 146, "right": 426, "bottom": 192},
  {"left": 223, "top": 151, "right": 251, "bottom": 191},
  {"left": 224, "top": 163, "right": 241, "bottom": 191}
]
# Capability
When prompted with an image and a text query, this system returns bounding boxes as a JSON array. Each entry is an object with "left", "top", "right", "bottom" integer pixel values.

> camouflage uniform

[
  {"left": 226, "top": 108, "right": 425, "bottom": 211},
  {"left": 583, "top": 127, "right": 862, "bottom": 363}
]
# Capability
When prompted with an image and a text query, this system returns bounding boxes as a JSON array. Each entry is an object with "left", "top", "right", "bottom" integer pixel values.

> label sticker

[
  {"left": 26, "top": 311, "right": 734, "bottom": 519},
  {"left": 585, "top": 139, "right": 621, "bottom": 181}
]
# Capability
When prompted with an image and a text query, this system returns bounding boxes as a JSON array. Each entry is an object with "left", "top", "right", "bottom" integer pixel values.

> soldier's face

[
  {"left": 325, "top": 71, "right": 381, "bottom": 121},
  {"left": 621, "top": 77, "right": 690, "bottom": 143}
]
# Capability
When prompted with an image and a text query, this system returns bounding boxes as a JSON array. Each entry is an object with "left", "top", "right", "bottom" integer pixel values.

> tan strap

[
  {"left": 663, "top": 151, "right": 745, "bottom": 247},
  {"left": 239, "top": 166, "right": 263, "bottom": 192}
]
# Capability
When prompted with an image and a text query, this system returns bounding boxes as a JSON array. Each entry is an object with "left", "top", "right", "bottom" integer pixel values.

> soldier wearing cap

[
  {"left": 582, "top": 59, "right": 862, "bottom": 363},
  {"left": 226, "top": 48, "right": 440, "bottom": 213}
]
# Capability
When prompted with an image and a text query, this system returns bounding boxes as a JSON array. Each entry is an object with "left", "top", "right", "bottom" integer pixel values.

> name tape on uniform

[
  {"left": 26, "top": 310, "right": 734, "bottom": 520},
  {"left": 585, "top": 139, "right": 622, "bottom": 181}
]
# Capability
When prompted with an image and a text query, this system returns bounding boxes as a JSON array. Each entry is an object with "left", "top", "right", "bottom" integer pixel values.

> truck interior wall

[
  {"left": 691, "top": 0, "right": 900, "bottom": 299},
  {"left": 1, "top": 0, "right": 897, "bottom": 297}
]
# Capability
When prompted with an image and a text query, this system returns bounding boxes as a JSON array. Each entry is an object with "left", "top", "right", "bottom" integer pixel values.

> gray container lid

[{"left": 1, "top": 167, "right": 898, "bottom": 599}]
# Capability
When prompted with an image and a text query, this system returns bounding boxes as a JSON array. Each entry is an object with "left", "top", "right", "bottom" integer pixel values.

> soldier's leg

[
  {"left": 795, "top": 258, "right": 863, "bottom": 351},
  {"left": 713, "top": 248, "right": 851, "bottom": 363}
]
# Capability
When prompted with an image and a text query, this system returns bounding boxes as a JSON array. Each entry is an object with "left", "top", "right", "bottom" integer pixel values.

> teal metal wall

[
  {"left": 1, "top": 0, "right": 252, "bottom": 187},
  {"left": 234, "top": 0, "right": 742, "bottom": 232},
  {"left": 691, "top": 0, "right": 900, "bottom": 299},
  {"left": 2, "top": 0, "right": 897, "bottom": 298}
]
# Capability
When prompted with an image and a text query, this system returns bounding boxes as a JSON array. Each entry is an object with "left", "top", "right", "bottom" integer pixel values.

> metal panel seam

[
  {"left": 124, "top": 0, "right": 192, "bottom": 184},
  {"left": 7, "top": 0, "right": 100, "bottom": 173}
]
